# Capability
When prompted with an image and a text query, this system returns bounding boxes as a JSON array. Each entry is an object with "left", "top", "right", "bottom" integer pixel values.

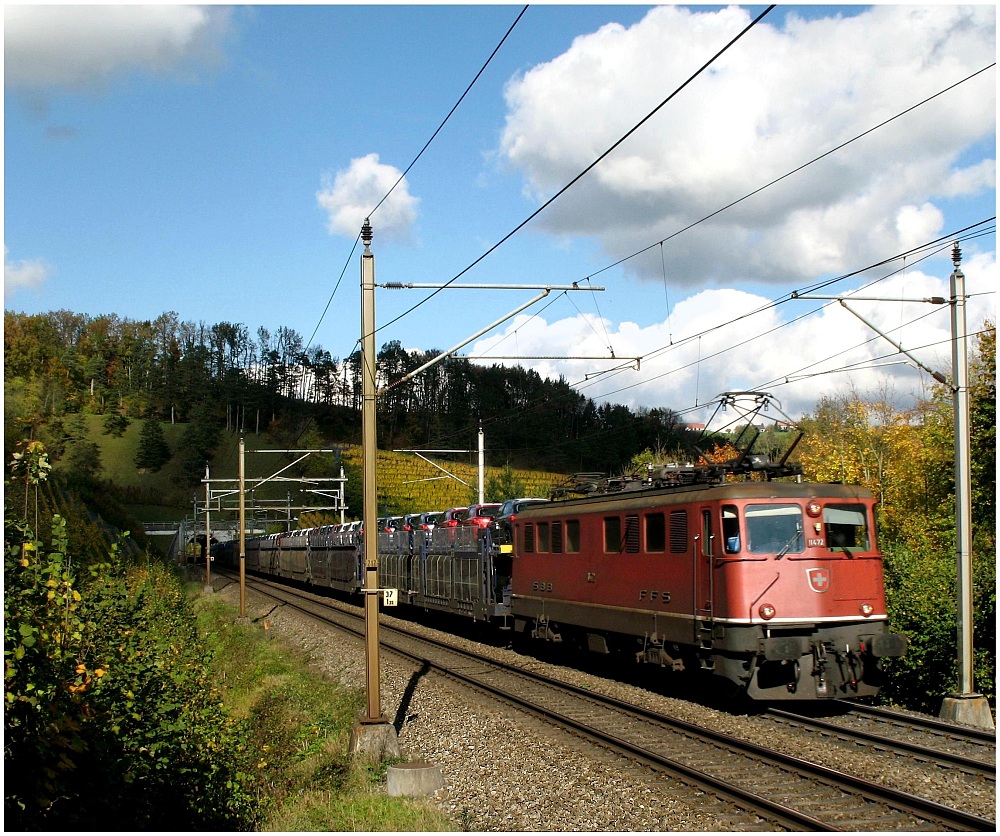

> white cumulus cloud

[
  {"left": 4, "top": 247, "right": 53, "bottom": 297},
  {"left": 499, "top": 5, "right": 996, "bottom": 288},
  {"left": 469, "top": 255, "right": 996, "bottom": 419},
  {"left": 4, "top": 5, "right": 232, "bottom": 93},
  {"left": 317, "top": 153, "right": 420, "bottom": 241}
]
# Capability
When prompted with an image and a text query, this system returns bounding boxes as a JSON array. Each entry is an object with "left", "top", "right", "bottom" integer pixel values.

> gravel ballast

[{"left": 212, "top": 579, "right": 995, "bottom": 831}]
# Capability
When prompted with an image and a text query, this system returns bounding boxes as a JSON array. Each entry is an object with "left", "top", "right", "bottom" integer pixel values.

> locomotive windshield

[
  {"left": 744, "top": 504, "right": 804, "bottom": 556},
  {"left": 823, "top": 503, "right": 870, "bottom": 552}
]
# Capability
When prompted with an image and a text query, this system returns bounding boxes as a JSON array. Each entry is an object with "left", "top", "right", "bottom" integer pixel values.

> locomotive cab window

[
  {"left": 745, "top": 504, "right": 804, "bottom": 556},
  {"left": 722, "top": 505, "right": 741, "bottom": 553},
  {"left": 824, "top": 504, "right": 870, "bottom": 553}
]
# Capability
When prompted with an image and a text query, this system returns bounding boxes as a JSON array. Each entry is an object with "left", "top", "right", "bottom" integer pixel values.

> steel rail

[
  {"left": 241, "top": 575, "right": 829, "bottom": 831},
  {"left": 843, "top": 701, "right": 997, "bottom": 744},
  {"left": 234, "top": 574, "right": 995, "bottom": 832},
  {"left": 766, "top": 707, "right": 995, "bottom": 777}
]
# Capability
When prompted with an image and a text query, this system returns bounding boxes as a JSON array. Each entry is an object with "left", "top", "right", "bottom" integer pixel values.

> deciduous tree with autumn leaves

[{"left": 796, "top": 321, "right": 995, "bottom": 712}]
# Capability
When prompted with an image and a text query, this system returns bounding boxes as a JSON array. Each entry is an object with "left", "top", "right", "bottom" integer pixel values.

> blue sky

[{"left": 5, "top": 4, "right": 996, "bottom": 420}]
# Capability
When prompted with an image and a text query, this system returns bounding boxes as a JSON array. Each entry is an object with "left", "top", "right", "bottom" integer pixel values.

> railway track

[
  {"left": 236, "top": 574, "right": 995, "bottom": 832},
  {"left": 765, "top": 704, "right": 995, "bottom": 778}
]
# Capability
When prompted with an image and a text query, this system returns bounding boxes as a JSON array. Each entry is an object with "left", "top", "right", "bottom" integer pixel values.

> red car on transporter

[
  {"left": 461, "top": 503, "right": 502, "bottom": 530},
  {"left": 437, "top": 507, "right": 468, "bottom": 527}
]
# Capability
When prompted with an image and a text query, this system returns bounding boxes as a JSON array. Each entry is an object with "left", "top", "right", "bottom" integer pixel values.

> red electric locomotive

[
  {"left": 240, "top": 392, "right": 907, "bottom": 701},
  {"left": 506, "top": 394, "right": 908, "bottom": 700}
]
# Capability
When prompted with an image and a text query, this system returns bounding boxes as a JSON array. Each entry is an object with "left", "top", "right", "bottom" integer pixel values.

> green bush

[
  {"left": 880, "top": 540, "right": 959, "bottom": 712},
  {"left": 881, "top": 534, "right": 996, "bottom": 713},
  {"left": 4, "top": 513, "right": 255, "bottom": 830}
]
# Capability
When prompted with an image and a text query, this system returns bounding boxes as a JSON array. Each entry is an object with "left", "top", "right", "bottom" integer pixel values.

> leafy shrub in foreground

[{"left": 4, "top": 512, "right": 255, "bottom": 830}]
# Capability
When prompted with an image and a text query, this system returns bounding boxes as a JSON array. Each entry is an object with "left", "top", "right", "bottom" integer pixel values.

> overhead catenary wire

[
  {"left": 463, "top": 323, "right": 996, "bottom": 460},
  {"left": 287, "top": 13, "right": 992, "bottom": 458},
  {"left": 418, "top": 224, "right": 994, "bottom": 452},
  {"left": 380, "top": 56, "right": 993, "bottom": 397},
  {"left": 333, "top": 14, "right": 990, "bottom": 400},
  {"left": 572, "top": 221, "right": 995, "bottom": 403},
  {"left": 287, "top": 7, "right": 531, "bottom": 454},
  {"left": 578, "top": 229, "right": 995, "bottom": 410},
  {"left": 660, "top": 242, "right": 674, "bottom": 345},
  {"left": 375, "top": 4, "right": 777, "bottom": 336},
  {"left": 444, "top": 63, "right": 999, "bottom": 423},
  {"left": 422, "top": 311, "right": 999, "bottom": 461},
  {"left": 580, "top": 62, "right": 996, "bottom": 286},
  {"left": 757, "top": 305, "right": 956, "bottom": 391},
  {"left": 304, "top": 5, "right": 530, "bottom": 354},
  {"left": 510, "top": 62, "right": 996, "bottom": 373}
]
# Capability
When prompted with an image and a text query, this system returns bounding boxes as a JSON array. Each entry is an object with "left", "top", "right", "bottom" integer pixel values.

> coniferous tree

[
  {"left": 135, "top": 417, "right": 172, "bottom": 472},
  {"left": 103, "top": 412, "right": 130, "bottom": 437},
  {"left": 175, "top": 402, "right": 220, "bottom": 485},
  {"left": 64, "top": 438, "right": 102, "bottom": 485}
]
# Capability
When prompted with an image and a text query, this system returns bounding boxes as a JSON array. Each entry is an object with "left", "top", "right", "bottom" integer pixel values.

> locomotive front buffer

[{"left": 753, "top": 630, "right": 909, "bottom": 699}]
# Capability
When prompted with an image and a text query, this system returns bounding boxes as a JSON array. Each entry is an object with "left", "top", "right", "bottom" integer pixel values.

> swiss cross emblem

[{"left": 807, "top": 568, "right": 830, "bottom": 593}]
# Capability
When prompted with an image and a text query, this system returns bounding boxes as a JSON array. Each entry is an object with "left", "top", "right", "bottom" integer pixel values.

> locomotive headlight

[
  {"left": 759, "top": 603, "right": 776, "bottom": 620},
  {"left": 860, "top": 603, "right": 874, "bottom": 616},
  {"left": 806, "top": 501, "right": 822, "bottom": 518}
]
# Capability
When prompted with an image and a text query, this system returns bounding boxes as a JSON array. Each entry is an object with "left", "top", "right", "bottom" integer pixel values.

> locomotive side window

[
  {"left": 524, "top": 523, "right": 535, "bottom": 553},
  {"left": 624, "top": 514, "right": 640, "bottom": 553},
  {"left": 824, "top": 504, "right": 870, "bottom": 552},
  {"left": 701, "top": 510, "right": 714, "bottom": 557},
  {"left": 745, "top": 504, "right": 803, "bottom": 555},
  {"left": 722, "top": 505, "right": 741, "bottom": 553},
  {"left": 669, "top": 510, "right": 688, "bottom": 554},
  {"left": 604, "top": 516, "right": 621, "bottom": 552},
  {"left": 537, "top": 522, "right": 551, "bottom": 553},
  {"left": 645, "top": 512, "right": 666, "bottom": 552},
  {"left": 565, "top": 519, "right": 580, "bottom": 553}
]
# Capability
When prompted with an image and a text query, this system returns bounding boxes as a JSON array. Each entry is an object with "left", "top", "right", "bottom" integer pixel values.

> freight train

[{"left": 220, "top": 394, "right": 909, "bottom": 701}]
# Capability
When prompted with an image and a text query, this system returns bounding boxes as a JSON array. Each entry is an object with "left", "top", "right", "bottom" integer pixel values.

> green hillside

[{"left": 58, "top": 416, "right": 567, "bottom": 526}]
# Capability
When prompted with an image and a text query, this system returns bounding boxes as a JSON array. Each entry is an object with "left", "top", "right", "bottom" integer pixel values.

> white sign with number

[{"left": 382, "top": 588, "right": 398, "bottom": 607}]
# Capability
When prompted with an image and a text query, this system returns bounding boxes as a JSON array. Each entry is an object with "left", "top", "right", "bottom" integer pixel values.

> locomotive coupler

[
  {"left": 811, "top": 642, "right": 832, "bottom": 697},
  {"left": 831, "top": 644, "right": 860, "bottom": 692}
]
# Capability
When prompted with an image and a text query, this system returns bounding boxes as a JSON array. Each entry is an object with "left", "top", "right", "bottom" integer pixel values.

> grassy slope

[{"left": 62, "top": 416, "right": 567, "bottom": 525}]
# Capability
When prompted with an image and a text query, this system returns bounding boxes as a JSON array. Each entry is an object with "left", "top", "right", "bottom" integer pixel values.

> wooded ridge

[{"left": 5, "top": 309, "right": 695, "bottom": 482}]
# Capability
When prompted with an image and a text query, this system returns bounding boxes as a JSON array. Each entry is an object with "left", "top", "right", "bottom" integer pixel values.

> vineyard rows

[{"left": 339, "top": 445, "right": 564, "bottom": 518}]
